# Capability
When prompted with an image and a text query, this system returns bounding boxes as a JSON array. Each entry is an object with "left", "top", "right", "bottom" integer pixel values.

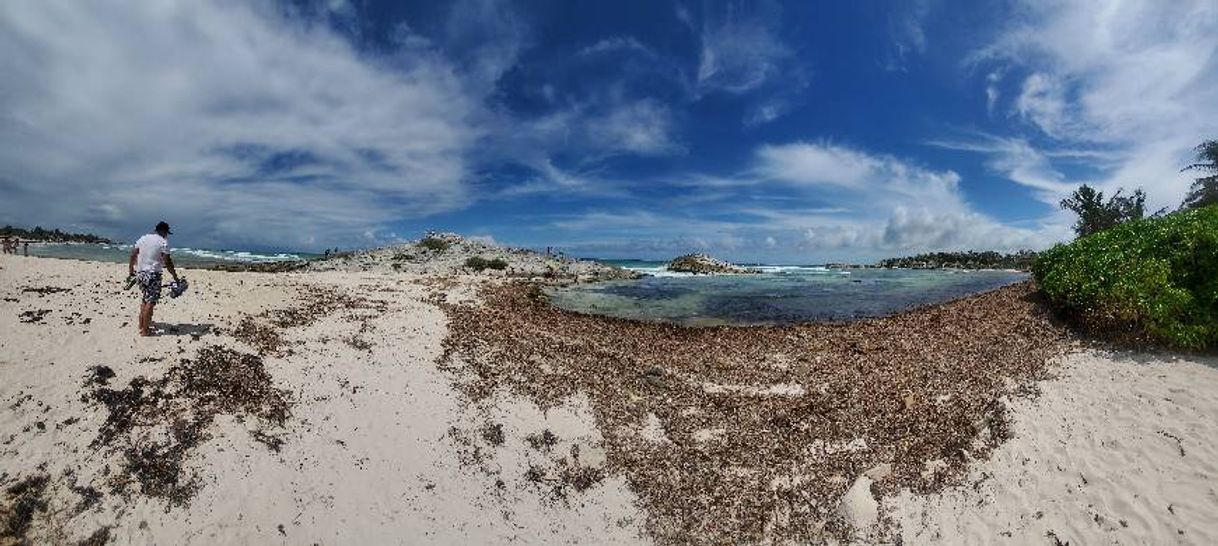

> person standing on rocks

[{"left": 128, "top": 221, "right": 179, "bottom": 336}]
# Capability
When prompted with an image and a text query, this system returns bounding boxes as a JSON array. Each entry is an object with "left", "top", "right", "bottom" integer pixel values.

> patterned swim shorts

[{"left": 136, "top": 270, "right": 162, "bottom": 304}]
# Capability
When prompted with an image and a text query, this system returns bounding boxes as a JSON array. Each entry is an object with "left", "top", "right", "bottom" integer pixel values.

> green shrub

[
  {"left": 1032, "top": 205, "right": 1218, "bottom": 350},
  {"left": 417, "top": 237, "right": 449, "bottom": 252},
  {"left": 465, "top": 256, "right": 508, "bottom": 272}
]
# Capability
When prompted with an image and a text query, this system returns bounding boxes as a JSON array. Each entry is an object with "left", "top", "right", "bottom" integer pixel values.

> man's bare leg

[{"left": 139, "top": 302, "right": 155, "bottom": 336}]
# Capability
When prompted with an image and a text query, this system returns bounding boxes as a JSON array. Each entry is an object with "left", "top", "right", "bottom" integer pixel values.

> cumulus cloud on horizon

[{"left": 544, "top": 141, "right": 1062, "bottom": 262}]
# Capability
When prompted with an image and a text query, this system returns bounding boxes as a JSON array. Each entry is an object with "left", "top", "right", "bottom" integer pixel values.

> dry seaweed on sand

[
  {"left": 17, "top": 310, "right": 50, "bottom": 324},
  {"left": 525, "top": 430, "right": 559, "bottom": 451},
  {"left": 438, "top": 281, "right": 1071, "bottom": 544},
  {"left": 85, "top": 366, "right": 115, "bottom": 387},
  {"left": 522, "top": 458, "right": 607, "bottom": 505},
  {"left": 230, "top": 316, "right": 288, "bottom": 356},
  {"left": 20, "top": 286, "right": 71, "bottom": 296},
  {"left": 82, "top": 345, "right": 293, "bottom": 506},
  {"left": 229, "top": 285, "right": 386, "bottom": 355},
  {"left": 74, "top": 527, "right": 111, "bottom": 546},
  {"left": 1, "top": 475, "right": 49, "bottom": 545},
  {"left": 266, "top": 286, "right": 385, "bottom": 329}
]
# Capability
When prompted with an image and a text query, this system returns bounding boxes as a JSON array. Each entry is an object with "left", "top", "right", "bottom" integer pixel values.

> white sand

[
  {"left": 5, "top": 252, "right": 1218, "bottom": 545},
  {"left": 884, "top": 350, "right": 1218, "bottom": 544},
  {"left": 0, "top": 254, "right": 647, "bottom": 545}
]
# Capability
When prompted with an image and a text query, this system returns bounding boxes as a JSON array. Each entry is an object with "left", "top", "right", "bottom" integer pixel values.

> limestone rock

[{"left": 666, "top": 253, "right": 760, "bottom": 275}]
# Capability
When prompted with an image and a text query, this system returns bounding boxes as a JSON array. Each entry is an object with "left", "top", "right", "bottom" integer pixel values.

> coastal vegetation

[
  {"left": 0, "top": 224, "right": 112, "bottom": 244},
  {"left": 1034, "top": 204, "right": 1218, "bottom": 350},
  {"left": 417, "top": 236, "right": 451, "bottom": 252},
  {"left": 464, "top": 256, "right": 508, "bottom": 271},
  {"left": 1035, "top": 139, "right": 1218, "bottom": 350},
  {"left": 876, "top": 250, "right": 1037, "bottom": 270},
  {"left": 1059, "top": 185, "right": 1148, "bottom": 237},
  {"left": 1181, "top": 140, "right": 1218, "bottom": 209}
]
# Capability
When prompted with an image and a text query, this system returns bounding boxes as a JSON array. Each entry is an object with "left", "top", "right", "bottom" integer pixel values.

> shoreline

[{"left": 2, "top": 252, "right": 1217, "bottom": 544}]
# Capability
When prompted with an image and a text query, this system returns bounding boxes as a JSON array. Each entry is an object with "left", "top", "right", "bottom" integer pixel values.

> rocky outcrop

[
  {"left": 667, "top": 253, "right": 760, "bottom": 275},
  {"left": 307, "top": 232, "right": 639, "bottom": 283}
]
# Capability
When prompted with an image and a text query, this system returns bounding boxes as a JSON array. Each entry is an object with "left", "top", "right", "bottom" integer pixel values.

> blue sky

[{"left": 1, "top": 1, "right": 1215, "bottom": 262}]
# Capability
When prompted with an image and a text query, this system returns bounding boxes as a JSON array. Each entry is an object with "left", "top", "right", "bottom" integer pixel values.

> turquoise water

[
  {"left": 548, "top": 262, "right": 1028, "bottom": 325},
  {"left": 27, "top": 243, "right": 315, "bottom": 268}
]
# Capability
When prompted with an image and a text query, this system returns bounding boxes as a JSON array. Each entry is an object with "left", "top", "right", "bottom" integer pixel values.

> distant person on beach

[
  {"left": 22, "top": 241, "right": 28, "bottom": 256},
  {"left": 128, "top": 221, "right": 179, "bottom": 337}
]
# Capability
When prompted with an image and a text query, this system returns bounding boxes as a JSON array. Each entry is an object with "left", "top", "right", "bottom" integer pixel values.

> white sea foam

[
  {"left": 754, "top": 265, "right": 831, "bottom": 275},
  {"left": 176, "top": 247, "right": 304, "bottom": 262},
  {"left": 623, "top": 263, "right": 835, "bottom": 277},
  {"left": 622, "top": 265, "right": 695, "bottom": 278}
]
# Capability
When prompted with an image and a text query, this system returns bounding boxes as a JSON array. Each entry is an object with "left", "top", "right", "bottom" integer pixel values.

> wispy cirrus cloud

[
  {"left": 972, "top": 0, "right": 1218, "bottom": 212},
  {"left": 684, "top": 1, "right": 808, "bottom": 126},
  {"left": 883, "top": 0, "right": 934, "bottom": 71}
]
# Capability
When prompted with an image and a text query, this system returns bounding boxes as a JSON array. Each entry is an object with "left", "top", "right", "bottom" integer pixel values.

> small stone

[{"left": 835, "top": 475, "right": 878, "bottom": 531}]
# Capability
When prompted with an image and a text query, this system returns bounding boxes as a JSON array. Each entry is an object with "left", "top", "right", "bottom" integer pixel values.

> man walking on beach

[{"left": 129, "top": 221, "right": 179, "bottom": 336}]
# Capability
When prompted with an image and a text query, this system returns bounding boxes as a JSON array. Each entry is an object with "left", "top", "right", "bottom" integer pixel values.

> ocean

[
  {"left": 546, "top": 260, "right": 1029, "bottom": 326},
  {"left": 27, "top": 245, "right": 1027, "bottom": 325},
  {"left": 26, "top": 242, "right": 315, "bottom": 268}
]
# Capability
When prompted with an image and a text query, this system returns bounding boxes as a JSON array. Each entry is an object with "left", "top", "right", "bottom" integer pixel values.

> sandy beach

[{"left": 3, "top": 251, "right": 1217, "bottom": 545}]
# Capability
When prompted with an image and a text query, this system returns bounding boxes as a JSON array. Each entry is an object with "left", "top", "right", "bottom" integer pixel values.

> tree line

[
  {"left": 0, "top": 225, "right": 113, "bottom": 244},
  {"left": 876, "top": 250, "right": 1037, "bottom": 270},
  {"left": 1061, "top": 140, "right": 1217, "bottom": 237}
]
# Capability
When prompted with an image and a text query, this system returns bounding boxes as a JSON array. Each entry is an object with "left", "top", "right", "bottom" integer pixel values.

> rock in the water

[
  {"left": 835, "top": 475, "right": 878, "bottom": 531},
  {"left": 666, "top": 253, "right": 760, "bottom": 275}
]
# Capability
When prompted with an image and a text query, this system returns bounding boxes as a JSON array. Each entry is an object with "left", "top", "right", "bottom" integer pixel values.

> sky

[{"left": 1, "top": 0, "right": 1215, "bottom": 262}]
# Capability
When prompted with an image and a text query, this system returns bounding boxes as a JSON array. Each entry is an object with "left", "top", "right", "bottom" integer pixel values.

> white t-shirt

[{"left": 134, "top": 233, "right": 170, "bottom": 272}]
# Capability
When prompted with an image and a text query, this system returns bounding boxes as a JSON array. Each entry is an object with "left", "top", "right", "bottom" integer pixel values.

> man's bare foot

[{"left": 139, "top": 330, "right": 151, "bottom": 337}]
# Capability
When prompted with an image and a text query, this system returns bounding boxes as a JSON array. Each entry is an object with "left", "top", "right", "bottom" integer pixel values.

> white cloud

[
  {"left": 546, "top": 142, "right": 1059, "bottom": 260},
  {"left": 754, "top": 143, "right": 879, "bottom": 188},
  {"left": 591, "top": 99, "right": 684, "bottom": 156},
  {"left": 743, "top": 98, "right": 793, "bottom": 128},
  {"left": 440, "top": 0, "right": 530, "bottom": 93},
  {"left": 0, "top": 1, "right": 479, "bottom": 249},
  {"left": 977, "top": 0, "right": 1218, "bottom": 212},
  {"left": 579, "top": 36, "right": 652, "bottom": 57},
  {"left": 686, "top": 1, "right": 807, "bottom": 125},
  {"left": 695, "top": 5, "right": 789, "bottom": 95},
  {"left": 985, "top": 69, "right": 1003, "bottom": 113},
  {"left": 884, "top": 0, "right": 933, "bottom": 71},
  {"left": 1014, "top": 73, "right": 1072, "bottom": 138},
  {"left": 753, "top": 143, "right": 965, "bottom": 213},
  {"left": 927, "top": 136, "right": 1079, "bottom": 202}
]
